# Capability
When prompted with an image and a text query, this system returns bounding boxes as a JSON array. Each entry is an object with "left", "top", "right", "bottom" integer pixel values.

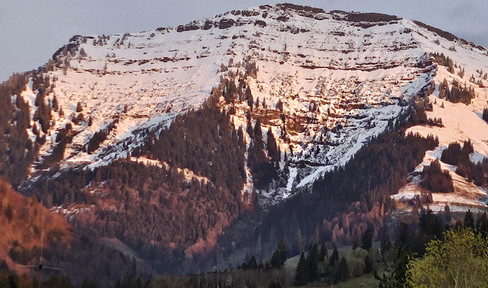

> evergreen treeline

[
  {"left": 408, "top": 96, "right": 442, "bottom": 127},
  {"left": 247, "top": 119, "right": 280, "bottom": 189},
  {"left": 439, "top": 78, "right": 475, "bottom": 104},
  {"left": 0, "top": 179, "right": 141, "bottom": 286},
  {"left": 0, "top": 269, "right": 149, "bottom": 288},
  {"left": 441, "top": 140, "right": 488, "bottom": 186},
  {"left": 86, "top": 119, "right": 118, "bottom": 154},
  {"left": 3, "top": 209, "right": 486, "bottom": 288},
  {"left": 31, "top": 73, "right": 53, "bottom": 134},
  {"left": 28, "top": 85, "right": 251, "bottom": 273},
  {"left": 311, "top": 131, "right": 438, "bottom": 211},
  {"left": 136, "top": 90, "right": 247, "bottom": 196},
  {"left": 229, "top": 129, "right": 438, "bottom": 267},
  {"left": 432, "top": 53, "right": 476, "bottom": 104},
  {"left": 0, "top": 71, "right": 58, "bottom": 186},
  {"left": 219, "top": 70, "right": 280, "bottom": 189},
  {"left": 136, "top": 68, "right": 279, "bottom": 190},
  {"left": 432, "top": 53, "right": 455, "bottom": 73},
  {"left": 203, "top": 99, "right": 439, "bottom": 275},
  {"left": 241, "top": 234, "right": 374, "bottom": 287},
  {"left": 29, "top": 157, "right": 244, "bottom": 273},
  {"left": 420, "top": 159, "right": 454, "bottom": 193},
  {"left": 0, "top": 74, "right": 39, "bottom": 186},
  {"left": 377, "top": 209, "right": 488, "bottom": 287}
]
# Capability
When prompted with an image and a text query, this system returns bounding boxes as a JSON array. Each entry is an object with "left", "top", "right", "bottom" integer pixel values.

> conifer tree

[
  {"left": 335, "top": 257, "right": 349, "bottom": 282},
  {"left": 465, "top": 210, "right": 475, "bottom": 230},
  {"left": 477, "top": 212, "right": 488, "bottom": 238},
  {"left": 352, "top": 234, "right": 360, "bottom": 250},
  {"left": 52, "top": 95, "right": 59, "bottom": 111},
  {"left": 76, "top": 102, "right": 83, "bottom": 112},
  {"left": 361, "top": 228, "right": 373, "bottom": 251},
  {"left": 319, "top": 243, "right": 328, "bottom": 262},
  {"left": 247, "top": 120, "right": 266, "bottom": 170},
  {"left": 330, "top": 246, "right": 339, "bottom": 267},
  {"left": 246, "top": 87, "right": 253, "bottom": 111},
  {"left": 448, "top": 59, "right": 455, "bottom": 74},
  {"left": 295, "top": 252, "right": 309, "bottom": 286},
  {"left": 364, "top": 254, "right": 374, "bottom": 273},
  {"left": 246, "top": 256, "right": 258, "bottom": 270},
  {"left": 254, "top": 118, "right": 263, "bottom": 141},
  {"left": 482, "top": 108, "right": 488, "bottom": 122},
  {"left": 307, "top": 243, "right": 319, "bottom": 281},
  {"left": 380, "top": 231, "right": 392, "bottom": 255},
  {"left": 297, "top": 229, "right": 304, "bottom": 253},
  {"left": 270, "top": 237, "right": 289, "bottom": 269},
  {"left": 375, "top": 244, "right": 410, "bottom": 288},
  {"left": 267, "top": 128, "right": 280, "bottom": 162}
]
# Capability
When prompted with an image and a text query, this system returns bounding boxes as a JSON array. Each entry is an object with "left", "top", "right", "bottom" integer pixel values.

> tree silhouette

[
  {"left": 270, "top": 237, "right": 289, "bottom": 269},
  {"left": 295, "top": 252, "right": 309, "bottom": 286},
  {"left": 465, "top": 210, "right": 475, "bottom": 230},
  {"left": 361, "top": 228, "right": 373, "bottom": 251},
  {"left": 307, "top": 243, "right": 319, "bottom": 281}
]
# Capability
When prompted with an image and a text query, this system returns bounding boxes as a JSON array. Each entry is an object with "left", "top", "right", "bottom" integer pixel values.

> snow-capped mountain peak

[{"left": 19, "top": 4, "right": 488, "bottom": 201}]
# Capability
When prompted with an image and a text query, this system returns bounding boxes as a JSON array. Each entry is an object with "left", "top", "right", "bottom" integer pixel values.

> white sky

[{"left": 1, "top": 0, "right": 487, "bottom": 82}]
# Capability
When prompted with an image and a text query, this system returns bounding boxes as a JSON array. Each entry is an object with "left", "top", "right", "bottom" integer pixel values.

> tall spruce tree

[
  {"left": 335, "top": 257, "right": 349, "bottom": 283},
  {"left": 329, "top": 246, "right": 339, "bottom": 267},
  {"left": 307, "top": 244, "right": 319, "bottom": 281},
  {"left": 270, "top": 237, "right": 289, "bottom": 269},
  {"left": 361, "top": 228, "right": 373, "bottom": 251},
  {"left": 295, "top": 252, "right": 309, "bottom": 286},
  {"left": 267, "top": 128, "right": 280, "bottom": 162},
  {"left": 465, "top": 210, "right": 475, "bottom": 230},
  {"left": 375, "top": 244, "right": 410, "bottom": 288},
  {"left": 319, "top": 243, "right": 328, "bottom": 262},
  {"left": 477, "top": 212, "right": 488, "bottom": 238}
]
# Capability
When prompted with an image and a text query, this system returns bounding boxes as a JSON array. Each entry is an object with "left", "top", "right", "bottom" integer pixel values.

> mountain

[{"left": 1, "top": 2, "right": 488, "bottom": 280}]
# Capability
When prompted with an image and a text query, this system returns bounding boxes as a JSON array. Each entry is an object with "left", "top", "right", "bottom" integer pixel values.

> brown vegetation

[{"left": 0, "top": 180, "right": 71, "bottom": 269}]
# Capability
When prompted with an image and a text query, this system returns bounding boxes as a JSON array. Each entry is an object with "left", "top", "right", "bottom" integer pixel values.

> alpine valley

[{"left": 1, "top": 3, "right": 488, "bottom": 286}]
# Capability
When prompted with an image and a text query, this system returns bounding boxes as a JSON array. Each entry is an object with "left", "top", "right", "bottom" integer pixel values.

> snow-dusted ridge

[{"left": 20, "top": 4, "right": 488, "bottom": 202}]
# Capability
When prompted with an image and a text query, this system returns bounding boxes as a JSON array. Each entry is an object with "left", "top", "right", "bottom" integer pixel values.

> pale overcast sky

[{"left": 1, "top": 0, "right": 487, "bottom": 82}]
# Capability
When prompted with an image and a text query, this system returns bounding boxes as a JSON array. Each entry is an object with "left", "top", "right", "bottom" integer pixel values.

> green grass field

[{"left": 301, "top": 274, "right": 379, "bottom": 288}]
